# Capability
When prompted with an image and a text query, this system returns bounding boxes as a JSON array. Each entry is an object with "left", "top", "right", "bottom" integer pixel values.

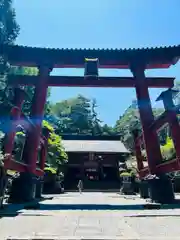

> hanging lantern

[{"left": 84, "top": 58, "right": 99, "bottom": 79}]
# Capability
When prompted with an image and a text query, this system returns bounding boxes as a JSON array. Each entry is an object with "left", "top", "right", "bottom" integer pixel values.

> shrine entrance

[
  {"left": 62, "top": 136, "right": 127, "bottom": 191},
  {"left": 1, "top": 44, "right": 180, "bottom": 203}
]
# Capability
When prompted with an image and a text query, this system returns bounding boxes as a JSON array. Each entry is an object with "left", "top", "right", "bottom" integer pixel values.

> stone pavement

[{"left": 0, "top": 192, "right": 180, "bottom": 239}]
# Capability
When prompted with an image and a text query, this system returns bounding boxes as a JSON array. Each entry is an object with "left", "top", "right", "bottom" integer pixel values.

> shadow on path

[
  {"left": 1, "top": 197, "right": 180, "bottom": 218},
  {"left": 32, "top": 203, "right": 180, "bottom": 211},
  {"left": 0, "top": 197, "right": 53, "bottom": 219}
]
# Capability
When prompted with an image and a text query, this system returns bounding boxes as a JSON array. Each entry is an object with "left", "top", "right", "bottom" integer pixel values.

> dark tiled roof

[
  {"left": 3, "top": 44, "right": 180, "bottom": 52},
  {"left": 61, "top": 135, "right": 122, "bottom": 141},
  {"left": 61, "top": 140, "right": 129, "bottom": 153},
  {"left": 2, "top": 44, "right": 180, "bottom": 69}
]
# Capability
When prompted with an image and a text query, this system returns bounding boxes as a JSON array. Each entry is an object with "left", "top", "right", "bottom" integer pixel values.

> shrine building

[{"left": 61, "top": 135, "right": 129, "bottom": 190}]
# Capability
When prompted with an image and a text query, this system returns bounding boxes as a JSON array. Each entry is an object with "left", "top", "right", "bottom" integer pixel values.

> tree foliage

[
  {"left": 0, "top": 0, "right": 20, "bottom": 45},
  {"left": 114, "top": 100, "right": 165, "bottom": 151},
  {"left": 160, "top": 137, "right": 176, "bottom": 161},
  {"left": 42, "top": 120, "right": 67, "bottom": 167},
  {"left": 50, "top": 94, "right": 117, "bottom": 137},
  {"left": 0, "top": 0, "right": 20, "bottom": 88},
  {"left": 9, "top": 66, "right": 51, "bottom": 115}
]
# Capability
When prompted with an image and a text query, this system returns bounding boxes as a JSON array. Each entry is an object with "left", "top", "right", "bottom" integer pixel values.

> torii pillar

[
  {"left": 4, "top": 88, "right": 26, "bottom": 164},
  {"left": 130, "top": 62, "right": 162, "bottom": 174},
  {"left": 132, "top": 129, "right": 144, "bottom": 174},
  {"left": 17, "top": 65, "right": 52, "bottom": 202}
]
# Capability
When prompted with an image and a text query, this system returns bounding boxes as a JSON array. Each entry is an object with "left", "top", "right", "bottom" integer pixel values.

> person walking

[{"left": 77, "top": 179, "right": 83, "bottom": 194}]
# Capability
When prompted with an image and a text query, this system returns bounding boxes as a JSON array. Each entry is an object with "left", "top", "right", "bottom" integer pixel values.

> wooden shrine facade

[
  {"left": 61, "top": 135, "right": 129, "bottom": 189},
  {"left": 2, "top": 43, "right": 180, "bottom": 179}
]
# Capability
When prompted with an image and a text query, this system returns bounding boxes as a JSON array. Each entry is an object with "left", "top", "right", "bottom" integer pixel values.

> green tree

[
  {"left": 0, "top": 0, "right": 20, "bottom": 89},
  {"left": 9, "top": 66, "right": 51, "bottom": 115},
  {"left": 114, "top": 100, "right": 165, "bottom": 150},
  {"left": 42, "top": 120, "right": 68, "bottom": 168},
  {"left": 51, "top": 95, "right": 120, "bottom": 137},
  {"left": 51, "top": 95, "right": 94, "bottom": 134},
  {"left": 101, "top": 124, "right": 115, "bottom": 135},
  {"left": 90, "top": 98, "right": 103, "bottom": 135}
]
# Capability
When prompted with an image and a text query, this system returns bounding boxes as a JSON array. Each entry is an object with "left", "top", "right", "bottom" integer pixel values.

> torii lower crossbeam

[{"left": 8, "top": 75, "right": 174, "bottom": 88}]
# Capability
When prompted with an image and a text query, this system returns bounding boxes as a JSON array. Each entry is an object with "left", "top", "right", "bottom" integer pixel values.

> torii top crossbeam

[{"left": 2, "top": 44, "right": 180, "bottom": 69}]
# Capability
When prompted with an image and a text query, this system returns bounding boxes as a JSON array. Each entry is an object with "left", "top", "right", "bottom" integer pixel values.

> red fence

[
  {"left": 3, "top": 105, "right": 48, "bottom": 176},
  {"left": 134, "top": 90, "right": 180, "bottom": 178}
]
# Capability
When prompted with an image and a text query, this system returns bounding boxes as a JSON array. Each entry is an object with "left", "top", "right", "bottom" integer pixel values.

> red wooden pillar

[
  {"left": 22, "top": 66, "right": 52, "bottom": 174},
  {"left": 132, "top": 129, "right": 144, "bottom": 172},
  {"left": 39, "top": 128, "right": 51, "bottom": 171},
  {"left": 131, "top": 63, "right": 162, "bottom": 174},
  {"left": 4, "top": 88, "right": 25, "bottom": 157},
  {"left": 156, "top": 89, "right": 180, "bottom": 163}
]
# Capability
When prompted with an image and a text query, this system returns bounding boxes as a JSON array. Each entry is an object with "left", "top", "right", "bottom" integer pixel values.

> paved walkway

[{"left": 1, "top": 192, "right": 180, "bottom": 239}]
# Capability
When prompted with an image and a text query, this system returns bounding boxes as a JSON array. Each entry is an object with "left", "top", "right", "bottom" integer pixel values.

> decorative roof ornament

[{"left": 84, "top": 58, "right": 99, "bottom": 79}]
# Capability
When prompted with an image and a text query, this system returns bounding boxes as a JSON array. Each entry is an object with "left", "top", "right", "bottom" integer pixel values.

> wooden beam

[
  {"left": 8, "top": 75, "right": 175, "bottom": 88},
  {"left": 139, "top": 158, "right": 180, "bottom": 178},
  {"left": 4, "top": 159, "right": 28, "bottom": 172},
  {"left": 137, "top": 111, "right": 169, "bottom": 145},
  {"left": 149, "top": 111, "right": 169, "bottom": 132},
  {"left": 4, "top": 159, "right": 44, "bottom": 176},
  {"left": 156, "top": 158, "right": 180, "bottom": 173}
]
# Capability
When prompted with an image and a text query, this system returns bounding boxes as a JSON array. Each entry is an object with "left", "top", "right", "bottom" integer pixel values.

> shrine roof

[
  {"left": 61, "top": 140, "right": 129, "bottom": 153},
  {"left": 2, "top": 44, "right": 180, "bottom": 69}
]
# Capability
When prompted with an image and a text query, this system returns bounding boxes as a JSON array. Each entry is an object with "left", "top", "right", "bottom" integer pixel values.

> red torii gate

[{"left": 1, "top": 44, "right": 180, "bottom": 201}]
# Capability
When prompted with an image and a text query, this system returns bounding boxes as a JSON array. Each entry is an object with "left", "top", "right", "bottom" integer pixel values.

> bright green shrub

[{"left": 160, "top": 137, "right": 176, "bottom": 161}]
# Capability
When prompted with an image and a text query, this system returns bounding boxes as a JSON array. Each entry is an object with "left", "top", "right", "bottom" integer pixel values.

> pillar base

[
  {"left": 148, "top": 174, "right": 175, "bottom": 204},
  {"left": 0, "top": 167, "right": 7, "bottom": 208},
  {"left": 8, "top": 172, "right": 37, "bottom": 203},
  {"left": 35, "top": 177, "right": 44, "bottom": 198},
  {"left": 139, "top": 180, "right": 149, "bottom": 199}
]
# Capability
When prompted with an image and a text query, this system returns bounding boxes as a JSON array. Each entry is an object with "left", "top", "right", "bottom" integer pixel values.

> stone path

[{"left": 1, "top": 192, "right": 180, "bottom": 239}]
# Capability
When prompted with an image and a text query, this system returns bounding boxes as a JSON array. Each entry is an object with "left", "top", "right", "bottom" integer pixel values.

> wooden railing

[
  {"left": 3, "top": 107, "right": 49, "bottom": 176},
  {"left": 133, "top": 89, "right": 180, "bottom": 178}
]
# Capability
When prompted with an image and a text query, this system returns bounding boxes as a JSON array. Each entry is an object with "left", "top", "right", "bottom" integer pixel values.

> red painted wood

[
  {"left": 22, "top": 67, "right": 51, "bottom": 174},
  {"left": 137, "top": 111, "right": 169, "bottom": 145},
  {"left": 10, "top": 63, "right": 174, "bottom": 70},
  {"left": 168, "top": 111, "right": 180, "bottom": 162},
  {"left": 4, "top": 159, "right": 44, "bottom": 176},
  {"left": 53, "top": 63, "right": 172, "bottom": 69},
  {"left": 149, "top": 111, "right": 168, "bottom": 132},
  {"left": 156, "top": 159, "right": 180, "bottom": 173},
  {"left": 136, "top": 96, "right": 180, "bottom": 178},
  {"left": 139, "top": 167, "right": 149, "bottom": 178},
  {"left": 4, "top": 159, "right": 28, "bottom": 172},
  {"left": 132, "top": 66, "right": 163, "bottom": 174},
  {"left": 4, "top": 89, "right": 25, "bottom": 166},
  {"left": 35, "top": 168, "right": 44, "bottom": 176},
  {"left": 132, "top": 130, "right": 144, "bottom": 172},
  {"left": 8, "top": 75, "right": 175, "bottom": 88},
  {"left": 4, "top": 107, "right": 21, "bottom": 156},
  {"left": 139, "top": 159, "right": 180, "bottom": 178},
  {"left": 160, "top": 92, "right": 180, "bottom": 165}
]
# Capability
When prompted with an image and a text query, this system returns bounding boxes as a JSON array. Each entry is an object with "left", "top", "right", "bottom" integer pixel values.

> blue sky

[{"left": 14, "top": 0, "right": 180, "bottom": 126}]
